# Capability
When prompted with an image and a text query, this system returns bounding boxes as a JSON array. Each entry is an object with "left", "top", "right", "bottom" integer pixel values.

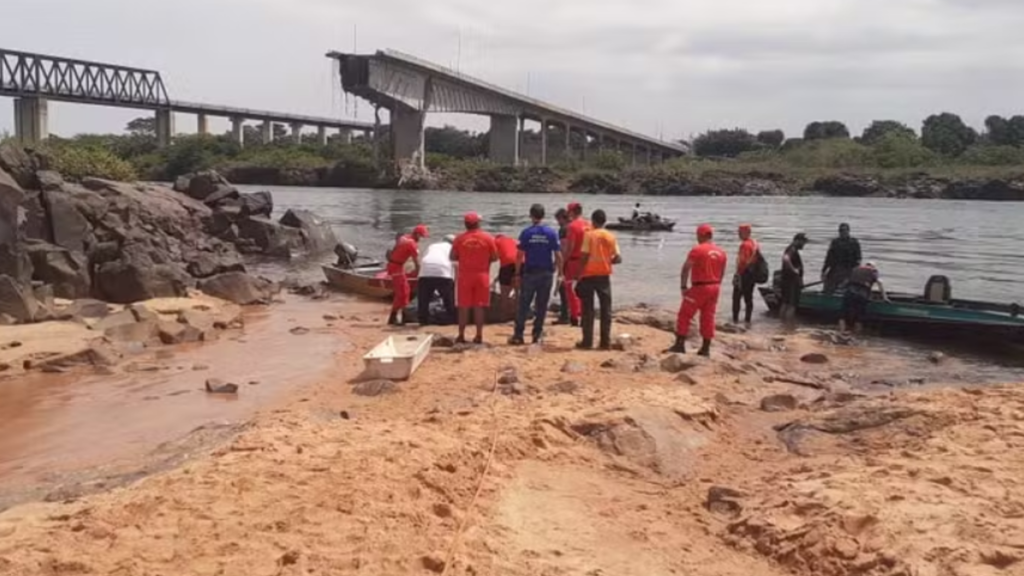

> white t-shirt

[{"left": 419, "top": 241, "right": 454, "bottom": 279}]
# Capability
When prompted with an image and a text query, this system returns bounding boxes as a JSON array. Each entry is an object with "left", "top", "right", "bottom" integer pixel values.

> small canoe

[
  {"left": 322, "top": 265, "right": 419, "bottom": 300},
  {"left": 606, "top": 217, "right": 676, "bottom": 232},
  {"left": 759, "top": 286, "right": 1024, "bottom": 342}
]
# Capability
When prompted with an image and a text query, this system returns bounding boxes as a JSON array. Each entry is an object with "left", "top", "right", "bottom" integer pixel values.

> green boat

[{"left": 759, "top": 275, "right": 1024, "bottom": 343}]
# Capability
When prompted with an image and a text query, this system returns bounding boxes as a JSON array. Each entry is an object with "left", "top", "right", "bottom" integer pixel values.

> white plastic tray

[{"left": 362, "top": 334, "right": 433, "bottom": 381}]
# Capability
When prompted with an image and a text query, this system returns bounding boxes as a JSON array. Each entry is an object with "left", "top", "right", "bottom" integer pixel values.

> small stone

[
  {"left": 421, "top": 554, "right": 446, "bottom": 573},
  {"left": 717, "top": 323, "right": 747, "bottom": 335},
  {"left": 497, "top": 367, "right": 519, "bottom": 385},
  {"left": 929, "top": 351, "right": 947, "bottom": 365},
  {"left": 432, "top": 503, "right": 453, "bottom": 518},
  {"left": 432, "top": 335, "right": 456, "bottom": 348},
  {"left": 192, "top": 364, "right": 210, "bottom": 371},
  {"left": 760, "top": 394, "right": 798, "bottom": 413},
  {"left": 339, "top": 410, "right": 351, "bottom": 420},
  {"left": 706, "top": 486, "right": 744, "bottom": 516},
  {"left": 353, "top": 380, "right": 398, "bottom": 397},
  {"left": 205, "top": 378, "right": 239, "bottom": 394},
  {"left": 290, "top": 326, "right": 310, "bottom": 336},
  {"left": 600, "top": 358, "right": 621, "bottom": 369},
  {"left": 125, "top": 362, "right": 162, "bottom": 373},
  {"left": 676, "top": 373, "right": 699, "bottom": 386},
  {"left": 611, "top": 334, "right": 635, "bottom": 351},
  {"left": 660, "top": 354, "right": 699, "bottom": 374},
  {"left": 279, "top": 551, "right": 300, "bottom": 566},
  {"left": 561, "top": 361, "right": 586, "bottom": 374},
  {"left": 548, "top": 381, "right": 579, "bottom": 394},
  {"left": 800, "top": 353, "right": 830, "bottom": 365},
  {"left": 323, "top": 314, "right": 339, "bottom": 321}
]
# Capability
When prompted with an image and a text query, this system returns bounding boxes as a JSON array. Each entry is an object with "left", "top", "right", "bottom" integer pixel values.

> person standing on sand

[
  {"left": 386, "top": 225, "right": 428, "bottom": 326},
  {"left": 450, "top": 212, "right": 498, "bottom": 344},
  {"left": 822, "top": 223, "right": 862, "bottom": 294},
  {"left": 732, "top": 224, "right": 759, "bottom": 325},
  {"left": 495, "top": 234, "right": 519, "bottom": 316},
  {"left": 417, "top": 234, "right": 457, "bottom": 326},
  {"left": 575, "top": 209, "right": 622, "bottom": 350},
  {"left": 667, "top": 224, "right": 727, "bottom": 357},
  {"left": 558, "top": 202, "right": 590, "bottom": 327},
  {"left": 554, "top": 208, "right": 571, "bottom": 324},
  {"left": 781, "top": 232, "right": 809, "bottom": 328},
  {"left": 509, "top": 204, "right": 562, "bottom": 346}
]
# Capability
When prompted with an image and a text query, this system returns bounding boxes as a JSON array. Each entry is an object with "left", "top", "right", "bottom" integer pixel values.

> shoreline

[{"left": 0, "top": 295, "right": 1022, "bottom": 575}]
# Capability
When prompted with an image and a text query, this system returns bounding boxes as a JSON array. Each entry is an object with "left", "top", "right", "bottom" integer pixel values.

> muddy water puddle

[{"left": 0, "top": 297, "right": 356, "bottom": 503}]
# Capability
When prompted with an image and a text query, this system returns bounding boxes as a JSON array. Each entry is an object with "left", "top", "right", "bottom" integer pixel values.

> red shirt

[
  {"left": 687, "top": 242, "right": 728, "bottom": 284},
  {"left": 387, "top": 235, "right": 418, "bottom": 274},
  {"left": 567, "top": 218, "right": 591, "bottom": 259},
  {"left": 451, "top": 229, "right": 498, "bottom": 275},
  {"left": 496, "top": 236, "right": 518, "bottom": 266},
  {"left": 737, "top": 238, "right": 758, "bottom": 274}
]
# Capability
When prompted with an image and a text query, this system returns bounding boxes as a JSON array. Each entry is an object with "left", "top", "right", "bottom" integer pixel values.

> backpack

[{"left": 751, "top": 249, "right": 770, "bottom": 284}]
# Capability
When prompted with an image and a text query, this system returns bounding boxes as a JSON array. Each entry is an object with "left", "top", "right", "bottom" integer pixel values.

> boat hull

[
  {"left": 606, "top": 220, "right": 676, "bottom": 232},
  {"left": 322, "top": 265, "right": 419, "bottom": 300}
]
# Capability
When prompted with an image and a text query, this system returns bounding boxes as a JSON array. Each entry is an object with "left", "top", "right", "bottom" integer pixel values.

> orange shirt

[
  {"left": 451, "top": 229, "right": 498, "bottom": 275},
  {"left": 566, "top": 218, "right": 592, "bottom": 259},
  {"left": 736, "top": 238, "right": 759, "bottom": 274},
  {"left": 496, "top": 236, "right": 518, "bottom": 266},
  {"left": 386, "top": 235, "right": 418, "bottom": 274},
  {"left": 687, "top": 242, "right": 728, "bottom": 284},
  {"left": 581, "top": 228, "right": 620, "bottom": 277}
]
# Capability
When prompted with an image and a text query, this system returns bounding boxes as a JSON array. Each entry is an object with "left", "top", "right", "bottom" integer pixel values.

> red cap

[
  {"left": 738, "top": 223, "right": 752, "bottom": 233},
  {"left": 464, "top": 212, "right": 481, "bottom": 225},
  {"left": 567, "top": 202, "right": 582, "bottom": 213},
  {"left": 697, "top": 224, "right": 714, "bottom": 237},
  {"left": 413, "top": 224, "right": 429, "bottom": 238}
]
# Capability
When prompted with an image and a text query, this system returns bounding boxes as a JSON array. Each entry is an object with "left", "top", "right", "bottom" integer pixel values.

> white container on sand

[{"left": 362, "top": 334, "right": 434, "bottom": 381}]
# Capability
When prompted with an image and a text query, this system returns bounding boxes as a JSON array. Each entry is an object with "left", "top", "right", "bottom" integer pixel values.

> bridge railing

[{"left": 0, "top": 48, "right": 170, "bottom": 108}]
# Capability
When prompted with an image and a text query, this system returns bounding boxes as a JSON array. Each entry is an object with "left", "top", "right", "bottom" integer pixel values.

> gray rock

[
  {"left": 239, "top": 191, "right": 273, "bottom": 218},
  {"left": 497, "top": 367, "right": 520, "bottom": 385},
  {"left": 36, "top": 170, "right": 64, "bottom": 191},
  {"left": 184, "top": 171, "right": 231, "bottom": 201},
  {"left": 197, "top": 272, "right": 273, "bottom": 305},
  {"left": 760, "top": 394, "right": 798, "bottom": 413},
  {"left": 158, "top": 321, "right": 204, "bottom": 345},
  {"left": 42, "top": 189, "right": 92, "bottom": 254},
  {"left": 279, "top": 209, "right": 338, "bottom": 255},
  {"left": 676, "top": 373, "right": 699, "bottom": 386},
  {"left": 353, "top": 379, "right": 399, "bottom": 397},
  {"left": 800, "top": 353, "right": 830, "bottom": 365},
  {"left": 0, "top": 143, "right": 36, "bottom": 188},
  {"left": 561, "top": 361, "right": 586, "bottom": 374},
  {"left": 186, "top": 249, "right": 246, "bottom": 279},
  {"left": 95, "top": 250, "right": 189, "bottom": 304},
  {"left": 25, "top": 241, "right": 90, "bottom": 299},
  {"left": 929, "top": 351, "right": 947, "bottom": 365},
  {"left": 20, "top": 190, "right": 50, "bottom": 243},
  {"left": 94, "top": 309, "right": 157, "bottom": 343},
  {"left": 706, "top": 486, "right": 744, "bottom": 516},
  {"left": 660, "top": 354, "right": 701, "bottom": 374},
  {"left": 129, "top": 302, "right": 159, "bottom": 325},
  {"left": 236, "top": 216, "right": 305, "bottom": 258},
  {"left": 0, "top": 274, "right": 37, "bottom": 323},
  {"left": 202, "top": 184, "right": 240, "bottom": 207},
  {"left": 66, "top": 298, "right": 110, "bottom": 320},
  {"left": 547, "top": 380, "right": 580, "bottom": 394},
  {"left": 205, "top": 378, "right": 239, "bottom": 394}
]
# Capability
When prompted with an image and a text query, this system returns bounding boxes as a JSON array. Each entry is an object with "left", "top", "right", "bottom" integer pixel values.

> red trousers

[
  {"left": 676, "top": 284, "right": 721, "bottom": 340},
  {"left": 563, "top": 260, "right": 583, "bottom": 320},
  {"left": 390, "top": 272, "right": 410, "bottom": 312}
]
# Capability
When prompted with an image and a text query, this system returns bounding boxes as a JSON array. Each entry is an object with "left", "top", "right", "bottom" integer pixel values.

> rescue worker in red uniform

[
  {"left": 386, "top": 224, "right": 429, "bottom": 325},
  {"left": 667, "top": 224, "right": 728, "bottom": 357},
  {"left": 450, "top": 212, "right": 498, "bottom": 344},
  {"left": 559, "top": 202, "right": 591, "bottom": 327}
]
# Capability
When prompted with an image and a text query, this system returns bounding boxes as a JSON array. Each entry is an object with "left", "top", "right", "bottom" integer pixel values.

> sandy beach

[{"left": 0, "top": 295, "right": 1022, "bottom": 576}]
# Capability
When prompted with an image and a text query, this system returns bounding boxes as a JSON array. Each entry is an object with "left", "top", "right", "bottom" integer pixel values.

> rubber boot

[
  {"left": 665, "top": 335, "right": 686, "bottom": 354},
  {"left": 697, "top": 339, "right": 712, "bottom": 357},
  {"left": 387, "top": 311, "right": 399, "bottom": 326}
]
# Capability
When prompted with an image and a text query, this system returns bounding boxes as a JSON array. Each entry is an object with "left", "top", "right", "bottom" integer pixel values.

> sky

[{"left": 4, "top": 0, "right": 1024, "bottom": 142}]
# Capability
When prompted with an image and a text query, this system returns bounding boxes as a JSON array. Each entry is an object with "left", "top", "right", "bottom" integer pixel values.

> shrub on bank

[{"left": 43, "top": 140, "right": 137, "bottom": 182}]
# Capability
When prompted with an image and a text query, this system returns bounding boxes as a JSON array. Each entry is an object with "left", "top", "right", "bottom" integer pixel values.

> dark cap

[{"left": 793, "top": 232, "right": 809, "bottom": 242}]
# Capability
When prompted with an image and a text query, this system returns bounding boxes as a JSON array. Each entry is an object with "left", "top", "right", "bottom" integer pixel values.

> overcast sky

[{"left": 3, "top": 0, "right": 1024, "bottom": 141}]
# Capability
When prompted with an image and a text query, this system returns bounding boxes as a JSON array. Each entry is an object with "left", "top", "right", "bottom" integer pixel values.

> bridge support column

[
  {"left": 338, "top": 129, "right": 353, "bottom": 145},
  {"left": 290, "top": 123, "right": 303, "bottom": 145},
  {"left": 231, "top": 117, "right": 245, "bottom": 147},
  {"left": 197, "top": 114, "right": 209, "bottom": 136},
  {"left": 540, "top": 119, "right": 548, "bottom": 166},
  {"left": 317, "top": 126, "right": 328, "bottom": 146},
  {"left": 261, "top": 121, "right": 273, "bottom": 145},
  {"left": 391, "top": 106, "right": 425, "bottom": 170},
  {"left": 155, "top": 109, "right": 175, "bottom": 148},
  {"left": 564, "top": 124, "right": 572, "bottom": 159},
  {"left": 632, "top": 143, "right": 637, "bottom": 167},
  {"left": 488, "top": 115, "right": 520, "bottom": 165},
  {"left": 13, "top": 97, "right": 49, "bottom": 145}
]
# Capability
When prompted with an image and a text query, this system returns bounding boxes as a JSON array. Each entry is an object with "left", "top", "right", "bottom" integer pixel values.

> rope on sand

[{"left": 440, "top": 369, "right": 502, "bottom": 576}]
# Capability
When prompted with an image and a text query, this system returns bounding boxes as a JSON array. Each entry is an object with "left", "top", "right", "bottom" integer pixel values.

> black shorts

[
  {"left": 843, "top": 292, "right": 870, "bottom": 325},
  {"left": 780, "top": 274, "right": 802, "bottom": 308},
  {"left": 498, "top": 264, "right": 517, "bottom": 287}
]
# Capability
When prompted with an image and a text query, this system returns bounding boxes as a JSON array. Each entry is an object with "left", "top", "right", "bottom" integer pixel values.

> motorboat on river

[{"left": 606, "top": 216, "right": 676, "bottom": 232}]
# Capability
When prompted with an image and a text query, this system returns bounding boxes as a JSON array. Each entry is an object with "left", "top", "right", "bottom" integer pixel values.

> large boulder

[
  {"left": 186, "top": 248, "right": 246, "bottom": 279},
  {"left": 239, "top": 191, "right": 273, "bottom": 218},
  {"left": 197, "top": 272, "right": 274, "bottom": 305},
  {"left": 236, "top": 216, "right": 305, "bottom": 258},
  {"left": 0, "top": 165, "right": 32, "bottom": 287},
  {"left": 0, "top": 143, "right": 36, "bottom": 189},
  {"left": 0, "top": 274, "right": 38, "bottom": 323},
  {"left": 176, "top": 170, "right": 232, "bottom": 202},
  {"left": 279, "top": 209, "right": 338, "bottom": 255},
  {"left": 94, "top": 243, "right": 190, "bottom": 304},
  {"left": 20, "top": 190, "right": 50, "bottom": 242},
  {"left": 25, "top": 240, "right": 91, "bottom": 299},
  {"left": 202, "top": 184, "right": 240, "bottom": 207},
  {"left": 42, "top": 188, "right": 93, "bottom": 254}
]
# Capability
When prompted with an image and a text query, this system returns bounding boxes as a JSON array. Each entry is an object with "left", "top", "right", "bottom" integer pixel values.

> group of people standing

[{"left": 384, "top": 208, "right": 890, "bottom": 355}]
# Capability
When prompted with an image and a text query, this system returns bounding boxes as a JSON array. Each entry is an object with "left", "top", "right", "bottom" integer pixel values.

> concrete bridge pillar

[
  {"left": 155, "top": 109, "right": 175, "bottom": 148},
  {"left": 391, "top": 106, "right": 425, "bottom": 170},
  {"left": 317, "top": 126, "right": 328, "bottom": 146},
  {"left": 339, "top": 129, "right": 353, "bottom": 145},
  {"left": 290, "top": 123, "right": 303, "bottom": 145},
  {"left": 231, "top": 117, "right": 245, "bottom": 147},
  {"left": 564, "top": 124, "right": 572, "bottom": 159},
  {"left": 540, "top": 119, "right": 548, "bottom": 166},
  {"left": 197, "top": 114, "right": 209, "bottom": 136},
  {"left": 260, "top": 121, "right": 273, "bottom": 145},
  {"left": 488, "top": 115, "right": 520, "bottom": 165},
  {"left": 13, "top": 97, "right": 49, "bottom": 145}
]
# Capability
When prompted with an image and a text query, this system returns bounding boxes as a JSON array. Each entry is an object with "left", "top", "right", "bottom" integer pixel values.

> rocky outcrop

[
  {"left": 279, "top": 209, "right": 338, "bottom": 255},
  {"left": 197, "top": 272, "right": 276, "bottom": 305},
  {"left": 25, "top": 240, "right": 90, "bottom": 300}
]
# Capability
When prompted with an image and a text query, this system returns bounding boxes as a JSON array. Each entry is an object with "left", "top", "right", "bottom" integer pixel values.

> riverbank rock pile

[
  {"left": 0, "top": 147, "right": 333, "bottom": 323},
  {"left": 812, "top": 172, "right": 1024, "bottom": 200},
  {"left": 173, "top": 170, "right": 337, "bottom": 259}
]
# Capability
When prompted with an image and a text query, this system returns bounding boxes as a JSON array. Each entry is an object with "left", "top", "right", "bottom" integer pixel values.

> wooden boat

[
  {"left": 322, "top": 264, "right": 419, "bottom": 300},
  {"left": 606, "top": 217, "right": 676, "bottom": 232},
  {"left": 759, "top": 282, "right": 1024, "bottom": 342}
]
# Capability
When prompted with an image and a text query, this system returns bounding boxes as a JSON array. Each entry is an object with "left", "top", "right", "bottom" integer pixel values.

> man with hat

[
  {"left": 386, "top": 224, "right": 429, "bottom": 325},
  {"left": 781, "top": 232, "right": 809, "bottom": 328},
  {"left": 450, "top": 212, "right": 498, "bottom": 344},
  {"left": 667, "top": 224, "right": 727, "bottom": 357},
  {"left": 559, "top": 201, "right": 590, "bottom": 327}
]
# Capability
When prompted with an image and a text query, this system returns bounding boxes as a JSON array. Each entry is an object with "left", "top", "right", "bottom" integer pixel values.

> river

[{"left": 251, "top": 186, "right": 1024, "bottom": 309}]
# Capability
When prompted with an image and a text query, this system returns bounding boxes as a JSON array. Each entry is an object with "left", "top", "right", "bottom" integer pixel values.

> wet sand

[{"left": 0, "top": 296, "right": 1022, "bottom": 576}]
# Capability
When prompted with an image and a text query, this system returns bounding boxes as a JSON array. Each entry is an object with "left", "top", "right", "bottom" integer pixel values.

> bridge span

[
  {"left": 0, "top": 48, "right": 373, "bottom": 147},
  {"left": 327, "top": 48, "right": 686, "bottom": 169}
]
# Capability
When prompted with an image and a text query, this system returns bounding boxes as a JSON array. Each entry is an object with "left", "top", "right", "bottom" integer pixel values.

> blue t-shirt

[{"left": 518, "top": 224, "right": 561, "bottom": 272}]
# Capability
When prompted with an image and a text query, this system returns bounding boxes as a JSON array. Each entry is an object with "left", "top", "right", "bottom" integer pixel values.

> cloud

[{"left": 2, "top": 0, "right": 1024, "bottom": 141}]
